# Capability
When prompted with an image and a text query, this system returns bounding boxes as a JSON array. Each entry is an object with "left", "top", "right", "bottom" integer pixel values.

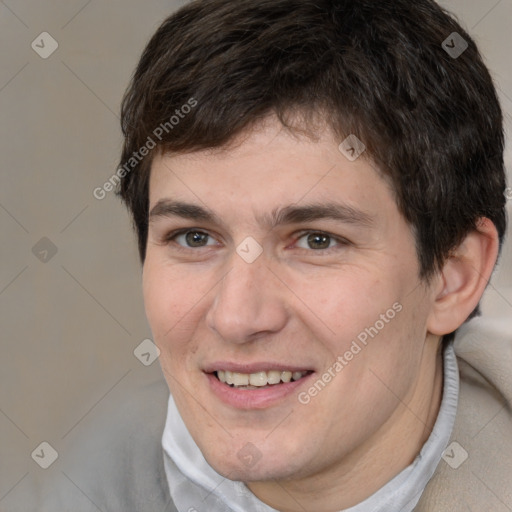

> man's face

[{"left": 143, "top": 117, "right": 437, "bottom": 483}]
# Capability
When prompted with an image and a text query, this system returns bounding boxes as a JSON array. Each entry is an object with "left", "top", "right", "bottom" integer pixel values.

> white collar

[{"left": 162, "top": 342, "right": 459, "bottom": 512}]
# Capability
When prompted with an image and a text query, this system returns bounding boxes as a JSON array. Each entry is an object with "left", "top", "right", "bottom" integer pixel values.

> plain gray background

[{"left": 0, "top": 0, "right": 511, "bottom": 508}]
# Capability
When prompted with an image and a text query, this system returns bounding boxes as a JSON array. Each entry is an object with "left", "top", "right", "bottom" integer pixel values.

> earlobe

[{"left": 427, "top": 218, "right": 499, "bottom": 336}]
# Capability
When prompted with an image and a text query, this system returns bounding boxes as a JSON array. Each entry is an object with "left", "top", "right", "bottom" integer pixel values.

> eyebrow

[
  {"left": 148, "top": 199, "right": 374, "bottom": 229},
  {"left": 149, "top": 200, "right": 217, "bottom": 223}
]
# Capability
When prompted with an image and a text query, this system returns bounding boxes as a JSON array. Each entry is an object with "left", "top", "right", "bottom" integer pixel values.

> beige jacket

[
  {"left": 417, "top": 317, "right": 512, "bottom": 511},
  {"left": 31, "top": 317, "right": 511, "bottom": 511}
]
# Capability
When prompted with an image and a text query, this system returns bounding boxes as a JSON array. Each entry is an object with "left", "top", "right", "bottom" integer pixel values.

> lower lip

[{"left": 206, "top": 372, "right": 314, "bottom": 409}]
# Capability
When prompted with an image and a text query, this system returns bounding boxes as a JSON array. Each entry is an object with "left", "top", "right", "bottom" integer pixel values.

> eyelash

[
  {"left": 292, "top": 230, "right": 351, "bottom": 252},
  {"left": 161, "top": 228, "right": 351, "bottom": 253},
  {"left": 161, "top": 229, "right": 219, "bottom": 251}
]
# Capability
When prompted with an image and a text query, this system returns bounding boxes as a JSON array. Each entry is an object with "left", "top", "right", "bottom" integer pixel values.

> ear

[{"left": 427, "top": 218, "right": 499, "bottom": 336}]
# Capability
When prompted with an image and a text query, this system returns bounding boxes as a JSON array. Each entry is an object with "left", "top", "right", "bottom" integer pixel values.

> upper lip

[{"left": 203, "top": 362, "right": 314, "bottom": 374}]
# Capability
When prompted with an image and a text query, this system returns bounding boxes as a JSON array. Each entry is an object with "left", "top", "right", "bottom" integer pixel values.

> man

[{"left": 41, "top": 0, "right": 511, "bottom": 510}]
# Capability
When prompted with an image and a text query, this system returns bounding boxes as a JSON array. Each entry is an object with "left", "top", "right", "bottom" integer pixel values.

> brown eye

[
  {"left": 293, "top": 231, "right": 349, "bottom": 252},
  {"left": 306, "top": 233, "right": 332, "bottom": 250},
  {"left": 170, "top": 230, "right": 215, "bottom": 248},
  {"left": 185, "top": 231, "right": 209, "bottom": 247}
]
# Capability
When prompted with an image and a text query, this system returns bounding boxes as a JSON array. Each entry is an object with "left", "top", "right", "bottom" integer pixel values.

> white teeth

[
  {"left": 249, "top": 372, "right": 268, "bottom": 387},
  {"left": 233, "top": 373, "right": 249, "bottom": 386},
  {"left": 281, "top": 371, "right": 292, "bottom": 383},
  {"left": 267, "top": 370, "right": 282, "bottom": 384},
  {"left": 216, "top": 369, "right": 309, "bottom": 387}
]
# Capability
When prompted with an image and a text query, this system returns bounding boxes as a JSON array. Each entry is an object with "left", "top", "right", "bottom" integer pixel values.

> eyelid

[
  {"left": 160, "top": 228, "right": 350, "bottom": 253},
  {"left": 162, "top": 228, "right": 222, "bottom": 248},
  {"left": 291, "top": 230, "right": 352, "bottom": 250}
]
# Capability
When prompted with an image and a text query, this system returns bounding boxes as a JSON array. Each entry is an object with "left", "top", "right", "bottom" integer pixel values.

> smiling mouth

[{"left": 213, "top": 370, "right": 313, "bottom": 390}]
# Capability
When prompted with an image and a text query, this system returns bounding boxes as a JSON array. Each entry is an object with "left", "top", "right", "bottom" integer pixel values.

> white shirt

[{"left": 162, "top": 342, "right": 459, "bottom": 512}]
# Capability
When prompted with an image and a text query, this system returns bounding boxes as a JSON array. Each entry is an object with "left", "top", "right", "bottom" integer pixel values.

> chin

[
  {"left": 216, "top": 463, "right": 293, "bottom": 484},
  {"left": 204, "top": 446, "right": 307, "bottom": 483}
]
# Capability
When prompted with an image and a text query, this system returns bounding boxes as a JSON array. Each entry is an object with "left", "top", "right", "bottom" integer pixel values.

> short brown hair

[{"left": 117, "top": 0, "right": 507, "bottom": 283}]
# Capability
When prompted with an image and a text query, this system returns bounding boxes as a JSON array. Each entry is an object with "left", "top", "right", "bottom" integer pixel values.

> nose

[{"left": 206, "top": 252, "right": 289, "bottom": 344}]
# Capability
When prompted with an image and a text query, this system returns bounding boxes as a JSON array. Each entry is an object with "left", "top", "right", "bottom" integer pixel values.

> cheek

[
  {"left": 294, "top": 270, "right": 400, "bottom": 344},
  {"left": 143, "top": 264, "right": 172, "bottom": 337},
  {"left": 142, "top": 262, "right": 203, "bottom": 352},
  {"left": 295, "top": 266, "right": 425, "bottom": 391},
  {"left": 308, "top": 300, "right": 424, "bottom": 440}
]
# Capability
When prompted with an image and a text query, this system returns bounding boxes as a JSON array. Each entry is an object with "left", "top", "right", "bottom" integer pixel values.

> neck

[{"left": 247, "top": 336, "right": 444, "bottom": 512}]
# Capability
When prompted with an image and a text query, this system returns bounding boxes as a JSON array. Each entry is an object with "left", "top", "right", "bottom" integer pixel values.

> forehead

[{"left": 148, "top": 118, "right": 397, "bottom": 224}]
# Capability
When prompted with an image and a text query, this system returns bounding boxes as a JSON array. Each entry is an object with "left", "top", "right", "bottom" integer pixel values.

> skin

[{"left": 142, "top": 116, "right": 496, "bottom": 512}]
